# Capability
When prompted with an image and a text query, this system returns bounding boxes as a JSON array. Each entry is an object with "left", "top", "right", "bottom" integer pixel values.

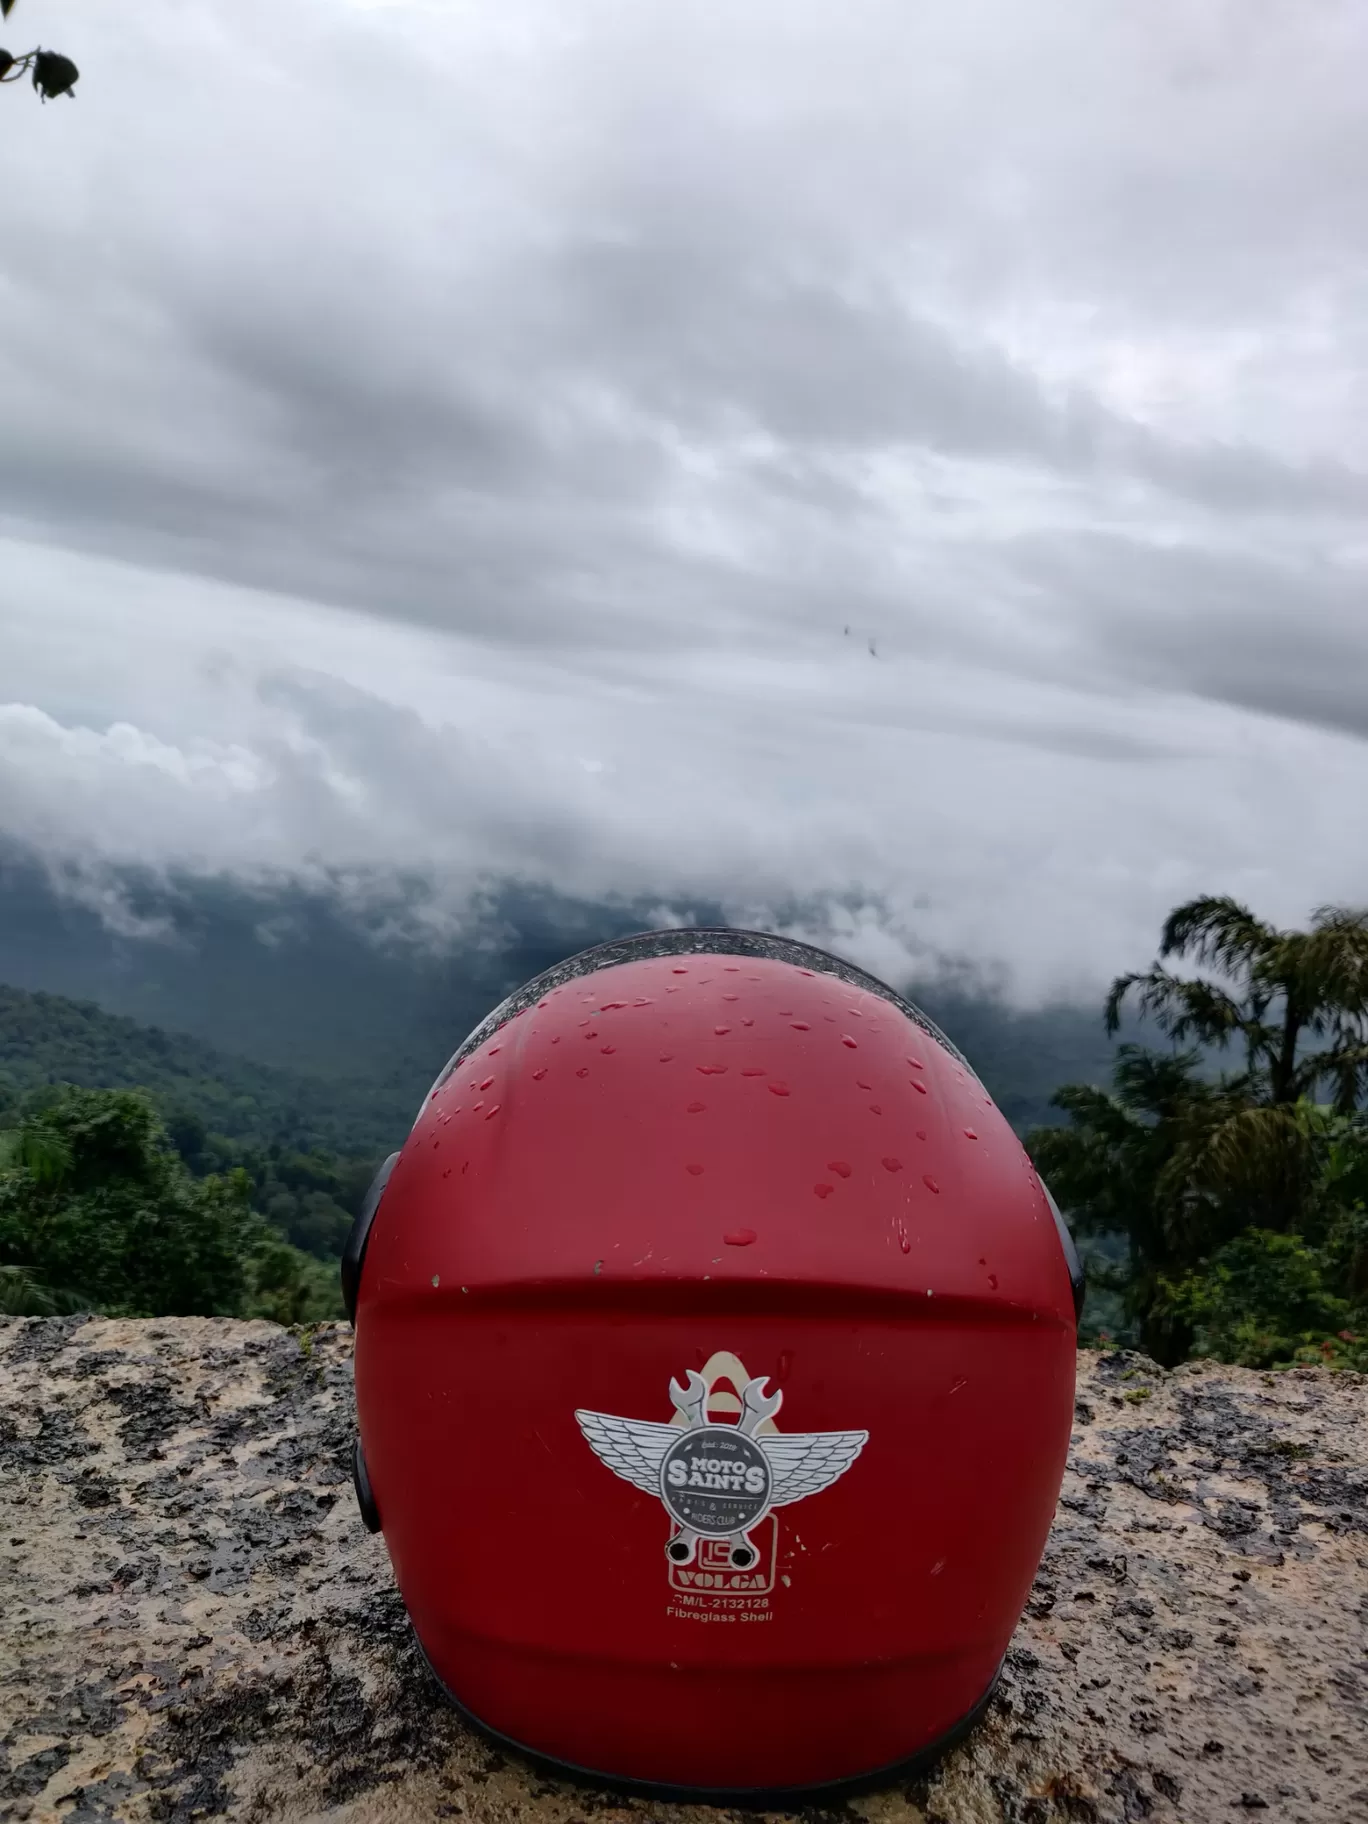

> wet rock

[{"left": 1, "top": 1323, "right": 1365, "bottom": 1824}]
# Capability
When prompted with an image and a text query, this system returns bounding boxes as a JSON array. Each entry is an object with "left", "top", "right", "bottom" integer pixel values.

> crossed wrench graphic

[{"left": 664, "top": 1370, "right": 783, "bottom": 1568}]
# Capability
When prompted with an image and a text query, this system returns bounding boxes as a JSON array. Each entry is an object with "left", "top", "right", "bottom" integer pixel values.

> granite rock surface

[{"left": 1, "top": 1318, "right": 1364, "bottom": 1824}]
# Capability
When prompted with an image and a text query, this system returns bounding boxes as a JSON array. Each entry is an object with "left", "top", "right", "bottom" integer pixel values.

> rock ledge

[{"left": 1, "top": 1319, "right": 1365, "bottom": 1823}]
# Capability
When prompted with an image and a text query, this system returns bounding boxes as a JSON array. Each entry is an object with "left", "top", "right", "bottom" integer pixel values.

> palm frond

[
  {"left": 1105, "top": 967, "right": 1251, "bottom": 1050},
  {"left": 1110, "top": 1042, "right": 1212, "bottom": 1118},
  {"left": 0, "top": 1264, "right": 55, "bottom": 1316},
  {"left": 0, "top": 1124, "right": 73, "bottom": 1188},
  {"left": 1159, "top": 896, "right": 1277, "bottom": 975},
  {"left": 1278, "top": 908, "right": 1368, "bottom": 1018},
  {"left": 1293, "top": 1041, "right": 1368, "bottom": 1117}
]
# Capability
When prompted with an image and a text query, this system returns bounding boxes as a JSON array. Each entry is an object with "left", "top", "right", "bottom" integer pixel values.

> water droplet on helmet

[
  {"left": 576, "top": 1068, "right": 589, "bottom": 1079},
  {"left": 869, "top": 1104, "right": 883, "bottom": 1115},
  {"left": 686, "top": 1163, "right": 705, "bottom": 1176},
  {"left": 856, "top": 1080, "right": 873, "bottom": 1091},
  {"left": 988, "top": 1273, "right": 999, "bottom": 1290},
  {"left": 697, "top": 1064, "right": 727, "bottom": 1076},
  {"left": 601, "top": 1046, "right": 616, "bottom": 1055},
  {"left": 724, "top": 1228, "right": 758, "bottom": 1246},
  {"left": 532, "top": 1069, "right": 547, "bottom": 1082},
  {"left": 687, "top": 1100, "right": 707, "bottom": 1113},
  {"left": 882, "top": 1157, "right": 902, "bottom": 1173},
  {"left": 768, "top": 1082, "right": 791, "bottom": 1097},
  {"left": 714, "top": 1026, "right": 731, "bottom": 1036},
  {"left": 484, "top": 1105, "right": 501, "bottom": 1120},
  {"left": 741, "top": 1067, "right": 766, "bottom": 1078},
  {"left": 912, "top": 1080, "right": 928, "bottom": 1096},
  {"left": 907, "top": 1057, "right": 925, "bottom": 1071},
  {"left": 791, "top": 1022, "right": 810, "bottom": 1032},
  {"left": 916, "top": 1129, "right": 928, "bottom": 1141},
  {"left": 827, "top": 1160, "right": 852, "bottom": 1178},
  {"left": 922, "top": 1175, "right": 940, "bottom": 1194},
  {"left": 659, "top": 1054, "right": 674, "bottom": 1063},
  {"left": 842, "top": 1036, "right": 858, "bottom": 1049},
  {"left": 963, "top": 1128, "right": 978, "bottom": 1140},
  {"left": 814, "top": 1183, "right": 834, "bottom": 1199}
]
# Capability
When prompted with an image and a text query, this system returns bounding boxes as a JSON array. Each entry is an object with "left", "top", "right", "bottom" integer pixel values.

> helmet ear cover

[
  {"left": 1042, "top": 1181, "right": 1086, "bottom": 1322},
  {"left": 341, "top": 1149, "right": 400, "bottom": 1326}
]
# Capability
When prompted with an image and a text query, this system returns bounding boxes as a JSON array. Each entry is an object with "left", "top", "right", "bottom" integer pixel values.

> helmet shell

[{"left": 348, "top": 930, "right": 1078, "bottom": 1797}]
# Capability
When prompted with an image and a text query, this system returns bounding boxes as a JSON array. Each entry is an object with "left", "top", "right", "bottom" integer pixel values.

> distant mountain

[
  {"left": 0, "top": 982, "right": 409, "bottom": 1160},
  {"left": 0, "top": 841, "right": 1128, "bottom": 1138}
]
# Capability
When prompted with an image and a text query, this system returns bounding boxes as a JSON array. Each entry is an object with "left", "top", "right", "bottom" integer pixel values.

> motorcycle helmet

[{"left": 342, "top": 929, "right": 1083, "bottom": 1799}]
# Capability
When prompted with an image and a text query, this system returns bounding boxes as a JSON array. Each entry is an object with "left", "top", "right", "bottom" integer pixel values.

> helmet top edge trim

[{"left": 421, "top": 927, "right": 976, "bottom": 1116}]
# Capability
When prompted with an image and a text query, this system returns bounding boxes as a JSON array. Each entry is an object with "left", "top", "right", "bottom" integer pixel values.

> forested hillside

[
  {"left": 0, "top": 982, "right": 413, "bottom": 1158},
  {"left": 0, "top": 987, "right": 405, "bottom": 1324}
]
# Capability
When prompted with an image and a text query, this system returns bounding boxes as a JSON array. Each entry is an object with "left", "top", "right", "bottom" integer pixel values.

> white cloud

[{"left": 1, "top": 0, "right": 1366, "bottom": 1003}]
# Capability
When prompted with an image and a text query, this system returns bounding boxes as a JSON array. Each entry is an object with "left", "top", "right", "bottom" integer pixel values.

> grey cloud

[
  {"left": 1015, "top": 531, "right": 1368, "bottom": 742},
  {"left": 1, "top": 0, "right": 1363, "bottom": 675}
]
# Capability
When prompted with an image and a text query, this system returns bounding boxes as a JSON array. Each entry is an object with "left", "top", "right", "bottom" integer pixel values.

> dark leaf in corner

[{"left": 32, "top": 49, "right": 79, "bottom": 100}]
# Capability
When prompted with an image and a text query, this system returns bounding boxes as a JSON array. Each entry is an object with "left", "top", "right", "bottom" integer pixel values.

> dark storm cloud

[{"left": 0, "top": 0, "right": 1363, "bottom": 707}]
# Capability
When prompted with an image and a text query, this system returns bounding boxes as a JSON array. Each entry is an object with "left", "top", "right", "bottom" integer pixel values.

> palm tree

[
  {"left": 1032, "top": 897, "right": 1368, "bottom": 1363},
  {"left": 1105, "top": 897, "right": 1368, "bottom": 1115}
]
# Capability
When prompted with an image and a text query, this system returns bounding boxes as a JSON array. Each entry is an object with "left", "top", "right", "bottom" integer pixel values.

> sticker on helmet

[{"left": 574, "top": 1352, "right": 868, "bottom": 1605}]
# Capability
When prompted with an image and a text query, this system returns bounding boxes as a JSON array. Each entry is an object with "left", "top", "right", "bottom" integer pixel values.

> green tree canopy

[{"left": 0, "top": 1086, "right": 259, "bottom": 1317}]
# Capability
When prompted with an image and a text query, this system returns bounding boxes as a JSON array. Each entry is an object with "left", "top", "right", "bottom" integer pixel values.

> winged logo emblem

[{"left": 575, "top": 1363, "right": 868, "bottom": 1572}]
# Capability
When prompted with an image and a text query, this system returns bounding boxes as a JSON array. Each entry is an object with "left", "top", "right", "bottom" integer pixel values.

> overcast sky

[{"left": 2, "top": 0, "right": 1366, "bottom": 1002}]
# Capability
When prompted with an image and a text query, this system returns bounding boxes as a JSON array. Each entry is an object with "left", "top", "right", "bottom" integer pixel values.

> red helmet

[{"left": 343, "top": 930, "right": 1082, "bottom": 1800}]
